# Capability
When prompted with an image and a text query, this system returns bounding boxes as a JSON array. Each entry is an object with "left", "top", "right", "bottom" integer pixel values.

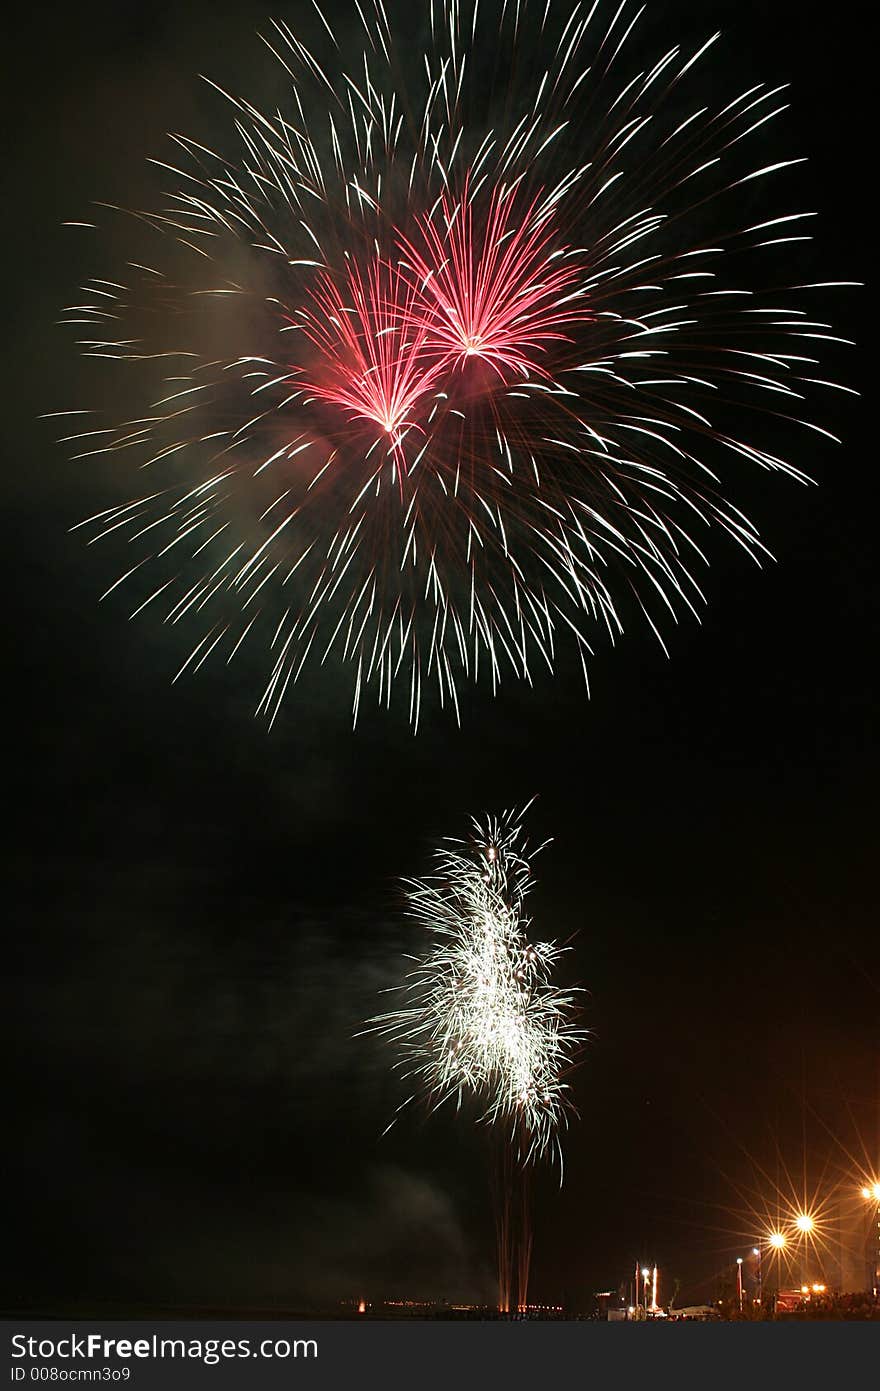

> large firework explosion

[
  {"left": 367, "top": 805, "right": 584, "bottom": 1170},
  {"left": 53, "top": 0, "right": 854, "bottom": 726}
]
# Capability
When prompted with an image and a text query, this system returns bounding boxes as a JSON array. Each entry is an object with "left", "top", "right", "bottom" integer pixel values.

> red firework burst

[
  {"left": 293, "top": 256, "right": 445, "bottom": 458},
  {"left": 399, "top": 182, "right": 590, "bottom": 383}
]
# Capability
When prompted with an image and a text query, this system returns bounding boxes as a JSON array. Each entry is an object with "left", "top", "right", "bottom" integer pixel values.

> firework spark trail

[
  {"left": 367, "top": 806, "right": 585, "bottom": 1169},
  {"left": 52, "top": 0, "right": 856, "bottom": 726}
]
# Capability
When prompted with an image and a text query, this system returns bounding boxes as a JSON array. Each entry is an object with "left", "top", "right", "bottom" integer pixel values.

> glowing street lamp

[
  {"left": 793, "top": 1212, "right": 817, "bottom": 1290},
  {"left": 860, "top": 1181, "right": 880, "bottom": 1298},
  {"left": 763, "top": 1231, "right": 786, "bottom": 1314},
  {"left": 751, "top": 1247, "right": 763, "bottom": 1307}
]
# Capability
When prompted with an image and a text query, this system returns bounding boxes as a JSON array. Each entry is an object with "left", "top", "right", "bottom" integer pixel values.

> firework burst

[
  {"left": 53, "top": 0, "right": 855, "bottom": 725},
  {"left": 397, "top": 181, "right": 591, "bottom": 380},
  {"left": 295, "top": 257, "right": 446, "bottom": 450},
  {"left": 368, "top": 805, "right": 585, "bottom": 1168}
]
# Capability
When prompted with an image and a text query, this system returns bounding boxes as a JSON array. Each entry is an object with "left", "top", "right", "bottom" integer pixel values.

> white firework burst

[{"left": 369, "top": 805, "right": 585, "bottom": 1167}]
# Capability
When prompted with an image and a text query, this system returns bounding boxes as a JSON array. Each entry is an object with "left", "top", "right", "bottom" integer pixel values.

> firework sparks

[
  {"left": 53, "top": 0, "right": 856, "bottom": 726},
  {"left": 294, "top": 257, "right": 446, "bottom": 454},
  {"left": 397, "top": 181, "right": 591, "bottom": 380},
  {"left": 368, "top": 805, "right": 584, "bottom": 1168}
]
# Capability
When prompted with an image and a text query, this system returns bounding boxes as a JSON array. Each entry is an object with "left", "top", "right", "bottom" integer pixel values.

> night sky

[{"left": 4, "top": 0, "right": 875, "bottom": 1315}]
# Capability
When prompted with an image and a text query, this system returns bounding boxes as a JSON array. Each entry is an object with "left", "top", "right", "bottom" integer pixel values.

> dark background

[{"left": 3, "top": 0, "right": 875, "bottom": 1314}]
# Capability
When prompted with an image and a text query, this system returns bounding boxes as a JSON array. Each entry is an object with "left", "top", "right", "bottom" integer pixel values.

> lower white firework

[{"left": 370, "top": 805, "right": 584, "bottom": 1167}]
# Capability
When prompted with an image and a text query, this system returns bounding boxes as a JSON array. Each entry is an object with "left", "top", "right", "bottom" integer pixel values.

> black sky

[{"left": 3, "top": 0, "right": 876, "bottom": 1314}]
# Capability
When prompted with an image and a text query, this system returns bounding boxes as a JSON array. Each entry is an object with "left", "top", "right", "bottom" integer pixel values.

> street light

[
  {"left": 860, "top": 1181, "right": 880, "bottom": 1298},
  {"left": 764, "top": 1231, "right": 786, "bottom": 1314},
  {"left": 736, "top": 1258, "right": 744, "bottom": 1313},
  {"left": 793, "top": 1212, "right": 816, "bottom": 1291}
]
